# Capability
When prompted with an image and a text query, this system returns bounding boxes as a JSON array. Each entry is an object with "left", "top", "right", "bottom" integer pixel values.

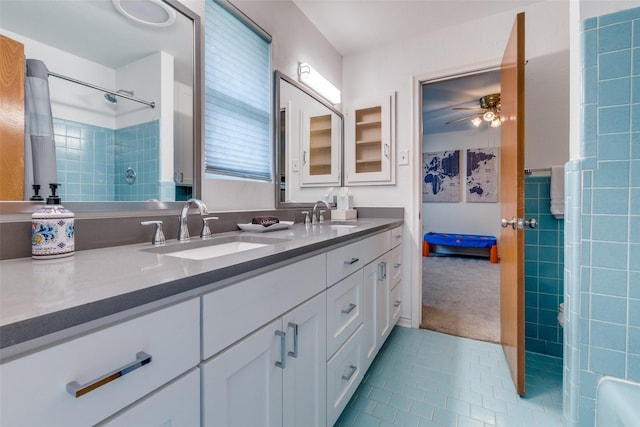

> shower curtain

[{"left": 24, "top": 58, "right": 57, "bottom": 200}]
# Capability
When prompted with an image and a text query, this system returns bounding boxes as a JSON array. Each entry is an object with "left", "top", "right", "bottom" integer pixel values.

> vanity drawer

[
  {"left": 390, "top": 281, "right": 402, "bottom": 326},
  {"left": 326, "top": 231, "right": 389, "bottom": 286},
  {"left": 327, "top": 324, "right": 364, "bottom": 427},
  {"left": 390, "top": 245, "right": 402, "bottom": 287},
  {"left": 0, "top": 298, "right": 200, "bottom": 427},
  {"left": 326, "top": 270, "right": 364, "bottom": 359},
  {"left": 390, "top": 225, "right": 403, "bottom": 248},
  {"left": 202, "top": 254, "right": 326, "bottom": 359}
]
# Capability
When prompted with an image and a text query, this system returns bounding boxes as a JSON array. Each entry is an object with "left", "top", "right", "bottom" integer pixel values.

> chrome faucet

[
  {"left": 178, "top": 198, "right": 209, "bottom": 241},
  {"left": 311, "top": 200, "right": 331, "bottom": 224}
]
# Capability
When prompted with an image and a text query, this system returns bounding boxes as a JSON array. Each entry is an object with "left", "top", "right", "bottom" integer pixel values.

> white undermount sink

[
  {"left": 142, "top": 235, "right": 287, "bottom": 260},
  {"left": 326, "top": 221, "right": 362, "bottom": 229}
]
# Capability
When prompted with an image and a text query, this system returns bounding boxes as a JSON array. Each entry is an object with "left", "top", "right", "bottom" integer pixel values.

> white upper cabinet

[
  {"left": 301, "top": 111, "right": 342, "bottom": 186},
  {"left": 345, "top": 92, "right": 396, "bottom": 185}
]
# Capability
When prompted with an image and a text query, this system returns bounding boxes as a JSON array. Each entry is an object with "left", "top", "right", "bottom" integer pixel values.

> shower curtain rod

[{"left": 47, "top": 71, "right": 155, "bottom": 109}]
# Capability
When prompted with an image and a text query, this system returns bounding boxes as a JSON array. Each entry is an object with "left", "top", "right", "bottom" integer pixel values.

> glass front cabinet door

[
  {"left": 345, "top": 92, "right": 396, "bottom": 185},
  {"left": 301, "top": 111, "right": 342, "bottom": 187}
]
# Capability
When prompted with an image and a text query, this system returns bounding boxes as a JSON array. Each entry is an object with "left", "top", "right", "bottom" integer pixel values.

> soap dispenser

[{"left": 32, "top": 183, "right": 75, "bottom": 259}]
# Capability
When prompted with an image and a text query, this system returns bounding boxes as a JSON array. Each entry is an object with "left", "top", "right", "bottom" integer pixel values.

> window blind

[{"left": 204, "top": 0, "right": 272, "bottom": 181}]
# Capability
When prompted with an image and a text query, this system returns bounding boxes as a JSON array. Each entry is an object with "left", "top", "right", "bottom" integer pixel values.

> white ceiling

[{"left": 293, "top": 0, "right": 543, "bottom": 56}]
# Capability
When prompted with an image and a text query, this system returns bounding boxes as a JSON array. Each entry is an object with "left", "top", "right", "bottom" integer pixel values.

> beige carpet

[{"left": 420, "top": 255, "right": 500, "bottom": 343}]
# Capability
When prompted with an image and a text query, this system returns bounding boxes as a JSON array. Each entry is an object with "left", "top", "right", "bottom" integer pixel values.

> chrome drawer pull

[
  {"left": 275, "top": 330, "right": 286, "bottom": 368},
  {"left": 66, "top": 351, "right": 152, "bottom": 398},
  {"left": 341, "top": 303, "right": 357, "bottom": 314},
  {"left": 394, "top": 301, "right": 401, "bottom": 307},
  {"left": 342, "top": 365, "right": 357, "bottom": 381},
  {"left": 287, "top": 322, "right": 299, "bottom": 358},
  {"left": 344, "top": 257, "right": 359, "bottom": 265}
]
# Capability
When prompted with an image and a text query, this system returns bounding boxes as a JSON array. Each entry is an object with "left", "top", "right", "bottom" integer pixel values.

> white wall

[
  {"left": 342, "top": 1, "right": 570, "bottom": 326},
  {"left": 423, "top": 128, "right": 502, "bottom": 238},
  {"left": 190, "top": 0, "right": 343, "bottom": 211}
]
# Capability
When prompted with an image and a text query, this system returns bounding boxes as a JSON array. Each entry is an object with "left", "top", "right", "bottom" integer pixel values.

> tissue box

[
  {"left": 331, "top": 209, "right": 357, "bottom": 220},
  {"left": 337, "top": 195, "right": 353, "bottom": 210}
]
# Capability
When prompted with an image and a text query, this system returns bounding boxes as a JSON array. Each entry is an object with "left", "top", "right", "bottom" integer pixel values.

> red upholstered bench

[{"left": 422, "top": 232, "right": 498, "bottom": 263}]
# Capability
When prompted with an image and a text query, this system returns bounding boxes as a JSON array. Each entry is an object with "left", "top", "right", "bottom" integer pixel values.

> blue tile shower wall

[
  {"left": 114, "top": 121, "right": 160, "bottom": 201},
  {"left": 53, "top": 119, "right": 160, "bottom": 201},
  {"left": 564, "top": 8, "right": 640, "bottom": 427},
  {"left": 54, "top": 118, "right": 115, "bottom": 201},
  {"left": 525, "top": 176, "right": 564, "bottom": 358}
]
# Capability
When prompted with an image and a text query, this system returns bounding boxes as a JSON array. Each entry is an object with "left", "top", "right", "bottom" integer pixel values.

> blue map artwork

[
  {"left": 466, "top": 148, "right": 498, "bottom": 202},
  {"left": 422, "top": 150, "right": 460, "bottom": 202}
]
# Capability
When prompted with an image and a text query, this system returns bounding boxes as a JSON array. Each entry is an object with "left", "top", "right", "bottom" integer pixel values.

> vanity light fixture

[
  {"left": 298, "top": 62, "right": 341, "bottom": 105},
  {"left": 112, "top": 0, "right": 176, "bottom": 27}
]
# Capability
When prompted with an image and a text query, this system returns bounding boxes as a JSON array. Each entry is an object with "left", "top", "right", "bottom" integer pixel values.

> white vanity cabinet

[
  {"left": 345, "top": 92, "right": 396, "bottom": 185},
  {"left": 200, "top": 254, "right": 327, "bottom": 427},
  {"left": 201, "top": 292, "right": 327, "bottom": 427},
  {"left": 0, "top": 299, "right": 200, "bottom": 427}
]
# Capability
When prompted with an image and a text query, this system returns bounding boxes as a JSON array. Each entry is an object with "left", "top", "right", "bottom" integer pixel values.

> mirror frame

[
  {"left": 0, "top": 0, "right": 201, "bottom": 215},
  {"left": 273, "top": 70, "right": 343, "bottom": 209}
]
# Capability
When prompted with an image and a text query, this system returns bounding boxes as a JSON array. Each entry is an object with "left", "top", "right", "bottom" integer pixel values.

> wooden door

[
  {"left": 0, "top": 35, "right": 25, "bottom": 200},
  {"left": 499, "top": 12, "right": 526, "bottom": 396}
]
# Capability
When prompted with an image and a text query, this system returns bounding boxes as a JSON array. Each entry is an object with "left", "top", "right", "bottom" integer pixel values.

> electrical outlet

[{"left": 398, "top": 149, "right": 409, "bottom": 166}]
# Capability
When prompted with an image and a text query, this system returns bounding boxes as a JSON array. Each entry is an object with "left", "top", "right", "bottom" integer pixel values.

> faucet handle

[
  {"left": 201, "top": 216, "right": 219, "bottom": 239},
  {"left": 301, "top": 211, "right": 311, "bottom": 225},
  {"left": 141, "top": 221, "right": 166, "bottom": 246}
]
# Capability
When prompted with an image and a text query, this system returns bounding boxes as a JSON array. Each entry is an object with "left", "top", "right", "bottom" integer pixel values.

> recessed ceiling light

[{"left": 112, "top": 0, "right": 176, "bottom": 27}]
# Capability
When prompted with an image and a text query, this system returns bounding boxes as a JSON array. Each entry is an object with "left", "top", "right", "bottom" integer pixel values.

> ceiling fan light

[
  {"left": 490, "top": 117, "right": 501, "bottom": 128},
  {"left": 471, "top": 117, "right": 482, "bottom": 127},
  {"left": 483, "top": 110, "right": 495, "bottom": 122}
]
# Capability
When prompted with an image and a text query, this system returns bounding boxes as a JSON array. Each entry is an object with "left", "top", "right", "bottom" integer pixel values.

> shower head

[
  {"left": 104, "top": 93, "right": 118, "bottom": 103},
  {"left": 104, "top": 89, "right": 134, "bottom": 104}
]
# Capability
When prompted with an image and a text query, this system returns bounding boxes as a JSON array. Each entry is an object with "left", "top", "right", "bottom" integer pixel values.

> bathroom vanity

[{"left": 0, "top": 218, "right": 403, "bottom": 426}]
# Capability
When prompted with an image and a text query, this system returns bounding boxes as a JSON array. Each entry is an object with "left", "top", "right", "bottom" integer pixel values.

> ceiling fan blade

[
  {"left": 445, "top": 114, "right": 478, "bottom": 125},
  {"left": 452, "top": 107, "right": 484, "bottom": 111}
]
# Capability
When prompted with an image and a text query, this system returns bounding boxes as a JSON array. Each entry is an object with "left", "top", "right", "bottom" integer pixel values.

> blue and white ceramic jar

[{"left": 32, "top": 184, "right": 75, "bottom": 259}]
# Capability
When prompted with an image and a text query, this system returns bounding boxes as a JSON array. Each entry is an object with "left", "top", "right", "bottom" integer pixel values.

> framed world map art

[
  {"left": 466, "top": 148, "right": 499, "bottom": 202},
  {"left": 422, "top": 150, "right": 461, "bottom": 202}
]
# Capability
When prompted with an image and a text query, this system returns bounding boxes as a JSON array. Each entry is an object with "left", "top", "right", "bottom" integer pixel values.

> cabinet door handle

[
  {"left": 66, "top": 351, "right": 152, "bottom": 398},
  {"left": 394, "top": 301, "right": 401, "bottom": 307},
  {"left": 344, "top": 257, "right": 359, "bottom": 265},
  {"left": 341, "top": 303, "right": 357, "bottom": 314},
  {"left": 275, "top": 330, "right": 286, "bottom": 369},
  {"left": 342, "top": 365, "right": 358, "bottom": 381},
  {"left": 287, "top": 322, "right": 299, "bottom": 358}
]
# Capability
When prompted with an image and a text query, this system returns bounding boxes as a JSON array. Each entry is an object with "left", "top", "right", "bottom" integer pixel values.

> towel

[{"left": 550, "top": 165, "right": 564, "bottom": 219}]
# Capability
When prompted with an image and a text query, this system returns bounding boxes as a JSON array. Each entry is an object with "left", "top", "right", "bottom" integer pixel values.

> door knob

[
  {"left": 501, "top": 217, "right": 517, "bottom": 229},
  {"left": 524, "top": 218, "right": 537, "bottom": 229}
]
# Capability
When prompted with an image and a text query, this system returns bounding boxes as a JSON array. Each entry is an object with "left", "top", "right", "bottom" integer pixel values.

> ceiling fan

[{"left": 445, "top": 93, "right": 502, "bottom": 128}]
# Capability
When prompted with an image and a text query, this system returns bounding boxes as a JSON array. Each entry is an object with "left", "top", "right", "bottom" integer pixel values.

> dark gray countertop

[{"left": 0, "top": 218, "right": 402, "bottom": 356}]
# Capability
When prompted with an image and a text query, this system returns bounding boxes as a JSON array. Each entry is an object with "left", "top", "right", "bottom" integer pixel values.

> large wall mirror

[
  {"left": 0, "top": 0, "right": 200, "bottom": 212},
  {"left": 275, "top": 71, "right": 343, "bottom": 207}
]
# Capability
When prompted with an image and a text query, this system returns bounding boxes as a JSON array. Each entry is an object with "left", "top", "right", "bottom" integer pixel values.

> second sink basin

[{"left": 142, "top": 235, "right": 287, "bottom": 260}]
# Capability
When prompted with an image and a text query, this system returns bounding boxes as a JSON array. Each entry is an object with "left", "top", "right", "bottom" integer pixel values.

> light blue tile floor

[{"left": 336, "top": 327, "right": 563, "bottom": 427}]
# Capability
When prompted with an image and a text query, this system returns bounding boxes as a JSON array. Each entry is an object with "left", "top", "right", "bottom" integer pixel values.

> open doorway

[{"left": 419, "top": 69, "right": 502, "bottom": 343}]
